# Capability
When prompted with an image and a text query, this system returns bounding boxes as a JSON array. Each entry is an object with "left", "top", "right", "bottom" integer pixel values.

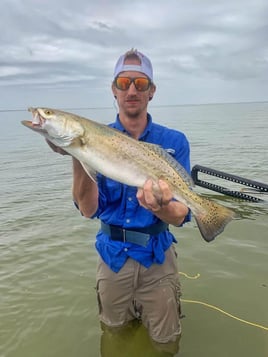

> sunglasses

[{"left": 114, "top": 77, "right": 151, "bottom": 91}]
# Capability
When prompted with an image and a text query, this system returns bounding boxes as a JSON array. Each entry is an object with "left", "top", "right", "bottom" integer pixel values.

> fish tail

[{"left": 193, "top": 198, "right": 238, "bottom": 242}]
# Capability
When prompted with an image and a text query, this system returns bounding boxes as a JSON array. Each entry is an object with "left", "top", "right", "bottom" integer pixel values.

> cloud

[{"left": 0, "top": 0, "right": 268, "bottom": 108}]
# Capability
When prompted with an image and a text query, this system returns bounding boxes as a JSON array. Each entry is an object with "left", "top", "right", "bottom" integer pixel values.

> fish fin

[
  {"left": 142, "top": 142, "right": 194, "bottom": 187},
  {"left": 193, "top": 198, "right": 239, "bottom": 242},
  {"left": 79, "top": 161, "right": 97, "bottom": 182}
]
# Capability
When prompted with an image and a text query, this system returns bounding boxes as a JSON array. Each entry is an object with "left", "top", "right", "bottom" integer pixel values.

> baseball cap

[{"left": 113, "top": 49, "right": 153, "bottom": 82}]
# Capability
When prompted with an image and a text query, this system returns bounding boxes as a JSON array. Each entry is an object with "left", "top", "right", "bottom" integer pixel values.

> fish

[{"left": 22, "top": 107, "right": 238, "bottom": 242}]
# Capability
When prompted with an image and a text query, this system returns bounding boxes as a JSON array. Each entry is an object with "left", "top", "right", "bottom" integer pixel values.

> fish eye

[{"left": 44, "top": 109, "right": 53, "bottom": 115}]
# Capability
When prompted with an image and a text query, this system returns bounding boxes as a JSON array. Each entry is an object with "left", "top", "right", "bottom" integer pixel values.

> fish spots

[{"left": 23, "top": 107, "right": 236, "bottom": 242}]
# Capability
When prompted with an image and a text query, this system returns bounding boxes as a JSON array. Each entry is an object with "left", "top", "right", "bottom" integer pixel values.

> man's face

[{"left": 112, "top": 59, "right": 155, "bottom": 119}]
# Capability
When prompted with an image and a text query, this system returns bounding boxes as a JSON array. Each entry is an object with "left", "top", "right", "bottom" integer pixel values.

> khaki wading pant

[{"left": 96, "top": 245, "right": 182, "bottom": 344}]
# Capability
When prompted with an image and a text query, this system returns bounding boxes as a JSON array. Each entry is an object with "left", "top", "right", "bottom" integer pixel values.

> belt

[{"left": 100, "top": 221, "right": 169, "bottom": 247}]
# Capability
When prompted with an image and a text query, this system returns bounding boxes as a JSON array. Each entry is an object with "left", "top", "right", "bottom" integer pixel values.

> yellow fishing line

[
  {"left": 181, "top": 299, "right": 268, "bottom": 331},
  {"left": 179, "top": 271, "right": 200, "bottom": 279},
  {"left": 179, "top": 272, "right": 268, "bottom": 332}
]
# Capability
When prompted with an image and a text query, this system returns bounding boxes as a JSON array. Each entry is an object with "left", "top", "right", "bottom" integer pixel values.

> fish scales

[{"left": 22, "top": 107, "right": 238, "bottom": 242}]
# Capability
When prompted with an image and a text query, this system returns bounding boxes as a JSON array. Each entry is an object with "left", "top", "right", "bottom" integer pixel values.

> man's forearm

[
  {"left": 150, "top": 200, "right": 189, "bottom": 226},
  {"left": 72, "top": 158, "right": 98, "bottom": 218}
]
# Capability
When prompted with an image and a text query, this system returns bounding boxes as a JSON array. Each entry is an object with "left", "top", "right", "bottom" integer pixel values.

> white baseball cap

[{"left": 113, "top": 49, "right": 153, "bottom": 81}]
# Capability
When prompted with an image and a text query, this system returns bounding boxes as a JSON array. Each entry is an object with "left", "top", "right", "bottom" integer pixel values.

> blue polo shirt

[{"left": 91, "top": 113, "right": 191, "bottom": 272}]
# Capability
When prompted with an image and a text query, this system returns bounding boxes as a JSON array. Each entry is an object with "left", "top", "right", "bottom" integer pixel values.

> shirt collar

[{"left": 114, "top": 113, "right": 153, "bottom": 140}]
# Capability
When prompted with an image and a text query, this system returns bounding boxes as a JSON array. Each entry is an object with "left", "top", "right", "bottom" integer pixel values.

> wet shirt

[{"left": 91, "top": 114, "right": 191, "bottom": 272}]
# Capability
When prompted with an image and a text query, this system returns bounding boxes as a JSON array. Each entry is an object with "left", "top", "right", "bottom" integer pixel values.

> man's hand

[
  {"left": 136, "top": 179, "right": 189, "bottom": 226},
  {"left": 45, "top": 139, "right": 70, "bottom": 156},
  {"left": 136, "top": 179, "right": 172, "bottom": 212}
]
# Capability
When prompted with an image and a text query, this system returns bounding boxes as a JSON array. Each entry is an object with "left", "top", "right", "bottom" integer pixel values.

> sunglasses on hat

[{"left": 114, "top": 76, "right": 151, "bottom": 92}]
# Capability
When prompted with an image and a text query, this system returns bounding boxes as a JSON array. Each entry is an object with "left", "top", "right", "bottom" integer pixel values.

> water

[{"left": 1, "top": 102, "right": 268, "bottom": 357}]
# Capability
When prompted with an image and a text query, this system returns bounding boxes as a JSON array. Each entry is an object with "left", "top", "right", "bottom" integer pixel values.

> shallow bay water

[{"left": 1, "top": 102, "right": 267, "bottom": 356}]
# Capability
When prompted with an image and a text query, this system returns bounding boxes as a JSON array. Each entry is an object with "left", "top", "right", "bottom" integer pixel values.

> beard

[
  {"left": 125, "top": 107, "right": 143, "bottom": 118},
  {"left": 122, "top": 96, "right": 148, "bottom": 118}
]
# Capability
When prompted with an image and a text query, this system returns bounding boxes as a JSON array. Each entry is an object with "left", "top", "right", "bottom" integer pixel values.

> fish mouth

[
  {"left": 21, "top": 120, "right": 47, "bottom": 133},
  {"left": 29, "top": 107, "right": 46, "bottom": 125},
  {"left": 21, "top": 108, "right": 47, "bottom": 133}
]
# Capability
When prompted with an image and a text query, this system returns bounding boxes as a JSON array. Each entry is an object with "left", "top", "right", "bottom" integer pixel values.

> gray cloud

[{"left": 0, "top": 0, "right": 268, "bottom": 108}]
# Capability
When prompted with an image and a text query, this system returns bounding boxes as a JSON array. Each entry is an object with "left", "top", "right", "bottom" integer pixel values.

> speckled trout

[{"left": 22, "top": 107, "right": 237, "bottom": 242}]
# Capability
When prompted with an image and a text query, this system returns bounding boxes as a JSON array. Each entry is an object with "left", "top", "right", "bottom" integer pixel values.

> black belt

[{"left": 101, "top": 221, "right": 168, "bottom": 247}]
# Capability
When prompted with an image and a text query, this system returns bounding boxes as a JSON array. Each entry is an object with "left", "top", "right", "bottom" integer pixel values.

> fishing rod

[{"left": 191, "top": 165, "right": 268, "bottom": 202}]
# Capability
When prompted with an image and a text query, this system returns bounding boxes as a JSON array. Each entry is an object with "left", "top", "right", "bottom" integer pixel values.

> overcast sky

[{"left": 1, "top": 0, "right": 268, "bottom": 110}]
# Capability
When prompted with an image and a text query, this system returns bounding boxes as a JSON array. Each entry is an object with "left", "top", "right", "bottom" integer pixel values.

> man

[{"left": 48, "top": 49, "right": 191, "bottom": 355}]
